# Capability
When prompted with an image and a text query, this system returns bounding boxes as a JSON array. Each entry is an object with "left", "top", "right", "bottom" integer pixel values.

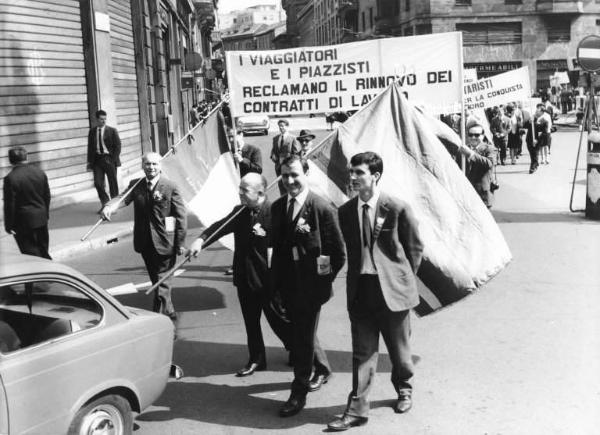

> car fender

[{"left": 68, "top": 378, "right": 141, "bottom": 418}]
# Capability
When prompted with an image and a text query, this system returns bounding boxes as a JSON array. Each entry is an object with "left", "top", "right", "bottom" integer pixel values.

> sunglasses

[{"left": 468, "top": 133, "right": 482, "bottom": 138}]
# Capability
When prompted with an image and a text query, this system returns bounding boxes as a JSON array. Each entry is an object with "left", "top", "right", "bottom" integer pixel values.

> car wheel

[
  {"left": 263, "top": 129, "right": 269, "bottom": 135},
  {"left": 68, "top": 394, "right": 133, "bottom": 435}
]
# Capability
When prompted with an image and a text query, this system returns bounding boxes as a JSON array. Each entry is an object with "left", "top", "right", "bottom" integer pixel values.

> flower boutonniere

[
  {"left": 296, "top": 217, "right": 311, "bottom": 234},
  {"left": 252, "top": 222, "right": 266, "bottom": 237},
  {"left": 374, "top": 216, "right": 385, "bottom": 231},
  {"left": 152, "top": 190, "right": 164, "bottom": 202}
]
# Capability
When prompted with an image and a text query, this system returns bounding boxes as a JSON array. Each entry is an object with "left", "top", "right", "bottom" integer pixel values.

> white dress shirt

[
  {"left": 146, "top": 175, "right": 160, "bottom": 192},
  {"left": 287, "top": 187, "right": 309, "bottom": 220},
  {"left": 357, "top": 189, "right": 380, "bottom": 274}
]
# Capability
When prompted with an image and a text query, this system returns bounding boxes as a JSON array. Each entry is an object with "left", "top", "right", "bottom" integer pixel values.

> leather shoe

[
  {"left": 224, "top": 267, "right": 234, "bottom": 275},
  {"left": 279, "top": 396, "right": 305, "bottom": 417},
  {"left": 327, "top": 414, "right": 368, "bottom": 431},
  {"left": 235, "top": 362, "right": 266, "bottom": 377},
  {"left": 308, "top": 371, "right": 332, "bottom": 392},
  {"left": 394, "top": 393, "right": 412, "bottom": 413}
]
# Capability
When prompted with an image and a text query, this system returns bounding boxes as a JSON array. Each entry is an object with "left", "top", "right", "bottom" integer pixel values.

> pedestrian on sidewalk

[
  {"left": 270, "top": 119, "right": 301, "bottom": 196},
  {"left": 87, "top": 110, "right": 121, "bottom": 209},
  {"left": 272, "top": 155, "right": 346, "bottom": 418},
  {"left": 521, "top": 104, "right": 538, "bottom": 174},
  {"left": 506, "top": 105, "right": 521, "bottom": 165},
  {"left": 3, "top": 147, "right": 52, "bottom": 259},
  {"left": 189, "top": 173, "right": 291, "bottom": 377},
  {"left": 535, "top": 104, "right": 553, "bottom": 165},
  {"left": 101, "top": 152, "right": 186, "bottom": 320},
  {"left": 328, "top": 151, "right": 424, "bottom": 432},
  {"left": 465, "top": 124, "right": 497, "bottom": 209},
  {"left": 490, "top": 107, "right": 509, "bottom": 165}
]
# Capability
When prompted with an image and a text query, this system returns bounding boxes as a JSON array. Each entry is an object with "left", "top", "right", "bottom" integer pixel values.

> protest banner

[
  {"left": 463, "top": 66, "right": 531, "bottom": 111},
  {"left": 226, "top": 32, "right": 463, "bottom": 117},
  {"left": 307, "top": 82, "right": 512, "bottom": 315}
]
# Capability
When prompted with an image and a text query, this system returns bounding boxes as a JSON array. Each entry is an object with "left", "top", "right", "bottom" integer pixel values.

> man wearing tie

[
  {"left": 101, "top": 152, "right": 186, "bottom": 320},
  {"left": 189, "top": 173, "right": 291, "bottom": 376},
  {"left": 328, "top": 152, "right": 423, "bottom": 431},
  {"left": 271, "top": 155, "right": 346, "bottom": 417},
  {"left": 270, "top": 119, "right": 301, "bottom": 195},
  {"left": 87, "top": 110, "right": 122, "bottom": 208}
]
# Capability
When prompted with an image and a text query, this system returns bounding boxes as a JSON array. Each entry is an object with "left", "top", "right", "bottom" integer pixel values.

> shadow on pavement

[
  {"left": 492, "top": 210, "right": 589, "bottom": 223},
  {"left": 116, "top": 285, "right": 225, "bottom": 313}
]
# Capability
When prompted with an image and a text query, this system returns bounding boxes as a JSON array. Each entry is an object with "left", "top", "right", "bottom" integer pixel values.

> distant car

[
  {"left": 0, "top": 254, "right": 174, "bottom": 435},
  {"left": 236, "top": 115, "right": 270, "bottom": 135},
  {"left": 553, "top": 109, "right": 582, "bottom": 129}
]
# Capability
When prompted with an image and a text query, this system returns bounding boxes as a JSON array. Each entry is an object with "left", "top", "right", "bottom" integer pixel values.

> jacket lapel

[{"left": 372, "top": 194, "right": 390, "bottom": 242}]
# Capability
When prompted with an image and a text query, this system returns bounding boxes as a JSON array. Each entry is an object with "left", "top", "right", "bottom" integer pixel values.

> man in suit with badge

[
  {"left": 270, "top": 119, "right": 301, "bottom": 195},
  {"left": 101, "top": 152, "right": 186, "bottom": 320},
  {"left": 328, "top": 152, "right": 424, "bottom": 431},
  {"left": 3, "top": 147, "right": 52, "bottom": 259},
  {"left": 189, "top": 173, "right": 291, "bottom": 376},
  {"left": 87, "top": 110, "right": 122, "bottom": 208},
  {"left": 271, "top": 155, "right": 346, "bottom": 417}
]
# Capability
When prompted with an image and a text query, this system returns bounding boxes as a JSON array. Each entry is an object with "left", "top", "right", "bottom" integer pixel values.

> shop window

[
  {"left": 547, "top": 20, "right": 570, "bottom": 43},
  {"left": 456, "top": 22, "right": 522, "bottom": 45}
]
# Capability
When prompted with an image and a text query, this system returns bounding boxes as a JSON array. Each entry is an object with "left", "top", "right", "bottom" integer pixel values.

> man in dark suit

[
  {"left": 189, "top": 173, "right": 291, "bottom": 376},
  {"left": 101, "top": 152, "right": 186, "bottom": 319},
  {"left": 270, "top": 119, "right": 301, "bottom": 195},
  {"left": 328, "top": 152, "right": 423, "bottom": 431},
  {"left": 87, "top": 109, "right": 121, "bottom": 207},
  {"left": 3, "top": 147, "right": 52, "bottom": 259},
  {"left": 465, "top": 124, "right": 498, "bottom": 209},
  {"left": 271, "top": 155, "right": 346, "bottom": 417},
  {"left": 231, "top": 130, "right": 262, "bottom": 177}
]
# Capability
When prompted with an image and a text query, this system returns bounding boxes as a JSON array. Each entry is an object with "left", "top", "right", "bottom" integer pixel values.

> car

[
  {"left": 236, "top": 115, "right": 270, "bottom": 135},
  {"left": 0, "top": 253, "right": 174, "bottom": 435}
]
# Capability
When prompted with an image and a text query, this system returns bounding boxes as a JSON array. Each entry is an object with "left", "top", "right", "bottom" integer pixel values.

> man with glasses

[
  {"left": 465, "top": 124, "right": 498, "bottom": 209},
  {"left": 296, "top": 130, "right": 316, "bottom": 158}
]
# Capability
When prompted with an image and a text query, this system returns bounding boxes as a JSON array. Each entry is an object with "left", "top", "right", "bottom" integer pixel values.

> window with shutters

[
  {"left": 547, "top": 20, "right": 570, "bottom": 43},
  {"left": 456, "top": 22, "right": 522, "bottom": 45}
]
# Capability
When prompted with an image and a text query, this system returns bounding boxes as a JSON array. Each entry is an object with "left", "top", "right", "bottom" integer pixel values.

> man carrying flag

[{"left": 328, "top": 152, "right": 423, "bottom": 431}]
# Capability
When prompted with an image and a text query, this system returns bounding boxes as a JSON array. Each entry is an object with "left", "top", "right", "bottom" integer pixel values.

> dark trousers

[
  {"left": 92, "top": 154, "right": 118, "bottom": 205},
  {"left": 140, "top": 245, "right": 176, "bottom": 316},
  {"left": 527, "top": 142, "right": 538, "bottom": 172},
  {"left": 237, "top": 283, "right": 292, "bottom": 365},
  {"left": 493, "top": 137, "right": 507, "bottom": 164},
  {"left": 14, "top": 226, "right": 51, "bottom": 260},
  {"left": 346, "top": 275, "right": 413, "bottom": 417},
  {"left": 288, "top": 304, "right": 331, "bottom": 397}
]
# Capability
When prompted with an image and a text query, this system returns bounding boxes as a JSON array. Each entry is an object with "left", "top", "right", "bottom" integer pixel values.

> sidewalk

[{"left": 0, "top": 193, "right": 135, "bottom": 261}]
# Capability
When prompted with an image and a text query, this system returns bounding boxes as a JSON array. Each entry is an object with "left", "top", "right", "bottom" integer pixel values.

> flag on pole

[
  {"left": 160, "top": 110, "right": 239, "bottom": 250},
  {"left": 308, "top": 82, "right": 512, "bottom": 315}
]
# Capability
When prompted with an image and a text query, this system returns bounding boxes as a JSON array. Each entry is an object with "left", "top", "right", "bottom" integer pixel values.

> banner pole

[
  {"left": 81, "top": 98, "right": 228, "bottom": 241},
  {"left": 458, "top": 32, "right": 467, "bottom": 173}
]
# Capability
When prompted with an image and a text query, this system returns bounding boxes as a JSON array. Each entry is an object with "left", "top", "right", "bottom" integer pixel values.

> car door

[{"left": 0, "top": 275, "right": 129, "bottom": 434}]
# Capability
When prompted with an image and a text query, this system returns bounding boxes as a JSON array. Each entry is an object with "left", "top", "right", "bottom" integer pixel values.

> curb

[{"left": 51, "top": 226, "right": 134, "bottom": 261}]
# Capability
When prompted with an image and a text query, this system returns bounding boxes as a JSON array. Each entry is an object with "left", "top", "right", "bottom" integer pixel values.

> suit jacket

[
  {"left": 200, "top": 200, "right": 271, "bottom": 291},
  {"left": 3, "top": 164, "right": 51, "bottom": 232},
  {"left": 87, "top": 125, "right": 122, "bottom": 167},
  {"left": 123, "top": 176, "right": 186, "bottom": 255},
  {"left": 271, "top": 190, "right": 345, "bottom": 308},
  {"left": 466, "top": 142, "right": 497, "bottom": 207},
  {"left": 338, "top": 192, "right": 423, "bottom": 312},
  {"left": 270, "top": 133, "right": 301, "bottom": 174},
  {"left": 239, "top": 144, "right": 262, "bottom": 177}
]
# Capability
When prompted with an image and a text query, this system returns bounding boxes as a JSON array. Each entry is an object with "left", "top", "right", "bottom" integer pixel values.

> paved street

[{"left": 65, "top": 127, "right": 600, "bottom": 434}]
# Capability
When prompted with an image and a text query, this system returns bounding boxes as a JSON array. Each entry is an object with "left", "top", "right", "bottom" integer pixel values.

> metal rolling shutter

[
  {"left": 0, "top": 0, "right": 91, "bottom": 200},
  {"left": 107, "top": 0, "right": 143, "bottom": 176}
]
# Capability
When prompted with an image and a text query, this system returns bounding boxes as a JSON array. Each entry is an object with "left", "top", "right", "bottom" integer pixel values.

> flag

[
  {"left": 161, "top": 109, "right": 239, "bottom": 250},
  {"left": 308, "top": 82, "right": 512, "bottom": 316}
]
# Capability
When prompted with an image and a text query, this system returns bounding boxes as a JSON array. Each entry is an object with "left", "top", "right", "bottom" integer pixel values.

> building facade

[
  {"left": 290, "top": 0, "right": 599, "bottom": 90},
  {"left": 0, "top": 0, "right": 218, "bottom": 220}
]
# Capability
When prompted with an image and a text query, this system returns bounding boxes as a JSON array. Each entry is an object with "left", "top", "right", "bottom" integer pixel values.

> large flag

[
  {"left": 308, "top": 82, "right": 512, "bottom": 315},
  {"left": 160, "top": 110, "right": 239, "bottom": 249}
]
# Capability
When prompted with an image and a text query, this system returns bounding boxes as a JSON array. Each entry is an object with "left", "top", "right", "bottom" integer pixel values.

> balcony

[{"left": 536, "top": 0, "right": 583, "bottom": 14}]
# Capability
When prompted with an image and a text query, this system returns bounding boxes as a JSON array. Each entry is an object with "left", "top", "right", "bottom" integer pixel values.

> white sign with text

[
  {"left": 463, "top": 66, "right": 531, "bottom": 111},
  {"left": 226, "top": 32, "right": 463, "bottom": 116}
]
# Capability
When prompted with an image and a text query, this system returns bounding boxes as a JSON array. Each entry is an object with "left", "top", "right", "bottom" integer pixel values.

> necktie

[
  {"left": 287, "top": 198, "right": 295, "bottom": 224},
  {"left": 97, "top": 127, "right": 104, "bottom": 154},
  {"left": 362, "top": 204, "right": 372, "bottom": 249},
  {"left": 147, "top": 180, "right": 153, "bottom": 194}
]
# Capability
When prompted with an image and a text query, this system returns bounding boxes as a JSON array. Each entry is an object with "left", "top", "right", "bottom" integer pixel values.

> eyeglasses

[
  {"left": 299, "top": 139, "right": 309, "bottom": 143},
  {"left": 468, "top": 133, "right": 482, "bottom": 138}
]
